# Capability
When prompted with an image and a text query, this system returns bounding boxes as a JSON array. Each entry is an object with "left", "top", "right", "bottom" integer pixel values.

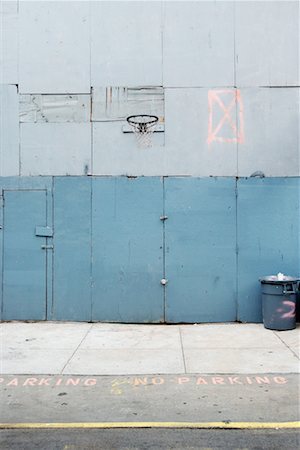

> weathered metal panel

[
  {"left": 2, "top": 190, "right": 47, "bottom": 320},
  {"left": 0, "top": 177, "right": 53, "bottom": 320},
  {"left": 19, "top": 2, "right": 90, "bottom": 93},
  {"left": 0, "top": 176, "right": 53, "bottom": 191},
  {"left": 0, "top": 2, "right": 18, "bottom": 84},
  {"left": 35, "top": 226, "right": 53, "bottom": 237},
  {"left": 0, "top": 191, "right": 3, "bottom": 320},
  {"left": 52, "top": 177, "right": 92, "bottom": 321},
  {"left": 20, "top": 123, "right": 91, "bottom": 176},
  {"left": 92, "top": 177, "right": 164, "bottom": 322},
  {"left": 92, "top": 86, "right": 164, "bottom": 122},
  {"left": 163, "top": 2, "right": 235, "bottom": 87},
  {"left": 19, "top": 95, "right": 91, "bottom": 123},
  {"left": 0, "top": 84, "right": 19, "bottom": 176},
  {"left": 165, "top": 177, "right": 237, "bottom": 323},
  {"left": 238, "top": 88, "right": 299, "bottom": 177},
  {"left": 237, "top": 178, "right": 300, "bottom": 322},
  {"left": 164, "top": 88, "right": 238, "bottom": 176},
  {"left": 91, "top": 2, "right": 162, "bottom": 86},
  {"left": 235, "top": 1, "right": 299, "bottom": 86},
  {"left": 92, "top": 122, "right": 164, "bottom": 176}
]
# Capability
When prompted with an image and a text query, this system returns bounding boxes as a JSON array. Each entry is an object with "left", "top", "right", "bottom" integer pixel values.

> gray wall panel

[
  {"left": 164, "top": 88, "right": 238, "bottom": 176},
  {"left": 1, "top": 1, "right": 298, "bottom": 178},
  {"left": 238, "top": 88, "right": 299, "bottom": 177},
  {"left": 92, "top": 86, "right": 164, "bottom": 122},
  {"left": 20, "top": 123, "right": 91, "bottom": 176},
  {"left": 163, "top": 2, "right": 235, "bottom": 87},
  {"left": 0, "top": 84, "right": 19, "bottom": 176},
  {"left": 19, "top": 1, "right": 90, "bottom": 93},
  {"left": 92, "top": 122, "right": 164, "bottom": 176},
  {"left": 0, "top": 2, "right": 18, "bottom": 84},
  {"left": 235, "top": 1, "right": 299, "bottom": 86},
  {"left": 91, "top": 2, "right": 163, "bottom": 86},
  {"left": 19, "top": 94, "right": 91, "bottom": 123}
]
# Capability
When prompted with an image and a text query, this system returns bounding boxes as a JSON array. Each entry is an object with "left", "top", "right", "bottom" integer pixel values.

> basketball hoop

[{"left": 126, "top": 114, "right": 159, "bottom": 148}]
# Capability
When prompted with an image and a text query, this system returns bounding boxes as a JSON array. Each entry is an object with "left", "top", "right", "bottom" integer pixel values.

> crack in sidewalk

[
  {"left": 60, "top": 323, "right": 94, "bottom": 375},
  {"left": 272, "top": 330, "right": 299, "bottom": 360},
  {"left": 179, "top": 326, "right": 187, "bottom": 374}
]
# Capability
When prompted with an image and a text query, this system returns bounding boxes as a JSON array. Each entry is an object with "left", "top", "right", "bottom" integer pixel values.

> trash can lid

[{"left": 259, "top": 275, "right": 299, "bottom": 284}]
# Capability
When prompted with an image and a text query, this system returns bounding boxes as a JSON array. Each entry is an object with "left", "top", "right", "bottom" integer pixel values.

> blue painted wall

[
  {"left": 165, "top": 177, "right": 237, "bottom": 323},
  {"left": 92, "top": 177, "right": 164, "bottom": 323},
  {"left": 2, "top": 190, "right": 47, "bottom": 320},
  {"left": 0, "top": 176, "right": 299, "bottom": 322},
  {"left": 52, "top": 177, "right": 92, "bottom": 321},
  {"left": 237, "top": 177, "right": 300, "bottom": 322}
]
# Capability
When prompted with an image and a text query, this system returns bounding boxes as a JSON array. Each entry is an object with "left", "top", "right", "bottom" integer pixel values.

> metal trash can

[{"left": 259, "top": 275, "right": 299, "bottom": 331}]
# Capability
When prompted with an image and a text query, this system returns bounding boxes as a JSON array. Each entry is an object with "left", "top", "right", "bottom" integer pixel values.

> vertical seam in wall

[
  {"left": 18, "top": 87, "right": 21, "bottom": 176},
  {"left": 161, "top": 0, "right": 164, "bottom": 87},
  {"left": 51, "top": 177, "right": 55, "bottom": 319},
  {"left": 45, "top": 189, "right": 48, "bottom": 320},
  {"left": 235, "top": 177, "right": 239, "bottom": 321},
  {"left": 163, "top": 177, "right": 166, "bottom": 322},
  {"left": 90, "top": 177, "right": 93, "bottom": 322},
  {"left": 17, "top": 0, "right": 19, "bottom": 86},
  {"left": 89, "top": 0, "right": 92, "bottom": 91},
  {"left": 89, "top": 1, "right": 93, "bottom": 175},
  {"left": 233, "top": 1, "right": 237, "bottom": 88},
  {"left": 51, "top": 177, "right": 54, "bottom": 319},
  {"left": 233, "top": 1, "right": 239, "bottom": 177},
  {"left": 1, "top": 192, "right": 4, "bottom": 318},
  {"left": 91, "top": 121, "right": 93, "bottom": 175}
]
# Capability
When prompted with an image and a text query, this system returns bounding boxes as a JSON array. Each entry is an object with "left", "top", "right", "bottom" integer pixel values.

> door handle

[{"left": 41, "top": 245, "right": 54, "bottom": 250}]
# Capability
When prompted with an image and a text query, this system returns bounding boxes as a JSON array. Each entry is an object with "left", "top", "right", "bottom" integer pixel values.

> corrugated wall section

[{"left": 0, "top": 1, "right": 299, "bottom": 322}]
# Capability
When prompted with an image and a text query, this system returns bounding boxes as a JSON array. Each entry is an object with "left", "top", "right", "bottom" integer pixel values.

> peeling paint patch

[
  {"left": 92, "top": 86, "right": 164, "bottom": 122},
  {"left": 19, "top": 95, "right": 91, "bottom": 123}
]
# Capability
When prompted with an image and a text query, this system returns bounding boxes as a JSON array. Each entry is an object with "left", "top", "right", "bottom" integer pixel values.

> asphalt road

[{"left": 0, "top": 428, "right": 299, "bottom": 449}]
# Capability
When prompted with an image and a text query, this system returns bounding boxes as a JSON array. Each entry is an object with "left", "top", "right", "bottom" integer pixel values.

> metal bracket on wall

[{"left": 35, "top": 226, "right": 53, "bottom": 237}]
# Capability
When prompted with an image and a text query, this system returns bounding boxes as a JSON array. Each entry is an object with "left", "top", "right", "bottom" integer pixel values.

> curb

[{"left": 0, "top": 422, "right": 299, "bottom": 430}]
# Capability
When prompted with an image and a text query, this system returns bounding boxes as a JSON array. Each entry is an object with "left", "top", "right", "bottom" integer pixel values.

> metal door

[
  {"left": 164, "top": 178, "right": 237, "bottom": 323},
  {"left": 92, "top": 177, "right": 164, "bottom": 322},
  {"left": 1, "top": 190, "right": 50, "bottom": 320}
]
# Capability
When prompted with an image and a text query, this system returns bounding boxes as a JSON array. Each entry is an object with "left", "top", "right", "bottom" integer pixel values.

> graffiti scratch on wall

[{"left": 207, "top": 89, "right": 244, "bottom": 145}]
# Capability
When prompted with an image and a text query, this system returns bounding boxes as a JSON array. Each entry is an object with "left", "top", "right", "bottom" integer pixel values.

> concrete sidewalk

[
  {"left": 0, "top": 322, "right": 299, "bottom": 427},
  {"left": 1, "top": 322, "right": 299, "bottom": 375}
]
